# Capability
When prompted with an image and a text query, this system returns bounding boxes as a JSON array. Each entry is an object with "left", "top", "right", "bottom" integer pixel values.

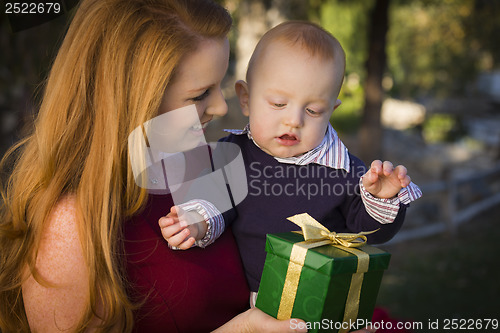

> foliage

[
  {"left": 466, "top": 0, "right": 500, "bottom": 70},
  {"left": 3, "top": 0, "right": 500, "bottom": 142},
  {"left": 422, "top": 114, "right": 457, "bottom": 143},
  {"left": 319, "top": 0, "right": 374, "bottom": 134},
  {"left": 387, "top": 0, "right": 478, "bottom": 99},
  {"left": 317, "top": 0, "right": 499, "bottom": 136},
  {"left": 319, "top": 0, "right": 373, "bottom": 79},
  {"left": 331, "top": 74, "right": 364, "bottom": 135}
]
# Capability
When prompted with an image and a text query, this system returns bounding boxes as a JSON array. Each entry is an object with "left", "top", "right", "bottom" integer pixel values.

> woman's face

[{"left": 148, "top": 38, "right": 230, "bottom": 153}]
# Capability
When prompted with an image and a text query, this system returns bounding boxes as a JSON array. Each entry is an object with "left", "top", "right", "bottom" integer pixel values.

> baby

[{"left": 160, "top": 21, "right": 422, "bottom": 296}]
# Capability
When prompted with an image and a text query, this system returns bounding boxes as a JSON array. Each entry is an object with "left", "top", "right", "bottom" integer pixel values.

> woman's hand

[
  {"left": 213, "top": 308, "right": 307, "bottom": 333},
  {"left": 213, "top": 307, "right": 378, "bottom": 333}
]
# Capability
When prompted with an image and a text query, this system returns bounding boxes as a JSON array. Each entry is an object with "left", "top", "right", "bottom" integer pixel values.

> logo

[{"left": 128, "top": 104, "right": 248, "bottom": 220}]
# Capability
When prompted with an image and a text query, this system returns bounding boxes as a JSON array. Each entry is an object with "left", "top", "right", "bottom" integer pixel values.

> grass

[{"left": 375, "top": 204, "right": 500, "bottom": 332}]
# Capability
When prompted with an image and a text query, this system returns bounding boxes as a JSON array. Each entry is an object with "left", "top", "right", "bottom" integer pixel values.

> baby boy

[{"left": 160, "top": 21, "right": 422, "bottom": 296}]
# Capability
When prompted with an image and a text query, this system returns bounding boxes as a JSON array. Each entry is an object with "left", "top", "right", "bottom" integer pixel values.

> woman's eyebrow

[{"left": 187, "top": 84, "right": 213, "bottom": 94}]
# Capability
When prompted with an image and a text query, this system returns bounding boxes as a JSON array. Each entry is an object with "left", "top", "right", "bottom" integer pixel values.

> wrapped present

[{"left": 255, "top": 213, "right": 391, "bottom": 333}]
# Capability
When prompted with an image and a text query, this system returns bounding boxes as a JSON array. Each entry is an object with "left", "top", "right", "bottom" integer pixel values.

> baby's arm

[{"left": 159, "top": 200, "right": 225, "bottom": 250}]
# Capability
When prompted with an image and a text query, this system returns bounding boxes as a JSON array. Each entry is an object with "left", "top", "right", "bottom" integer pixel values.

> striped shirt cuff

[
  {"left": 177, "top": 199, "right": 225, "bottom": 248},
  {"left": 398, "top": 181, "right": 423, "bottom": 205},
  {"left": 359, "top": 177, "right": 422, "bottom": 224}
]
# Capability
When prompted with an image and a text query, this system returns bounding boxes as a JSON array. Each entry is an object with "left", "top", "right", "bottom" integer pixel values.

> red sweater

[{"left": 123, "top": 194, "right": 250, "bottom": 332}]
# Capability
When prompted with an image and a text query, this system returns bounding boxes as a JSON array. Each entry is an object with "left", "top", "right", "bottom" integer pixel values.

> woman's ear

[{"left": 235, "top": 80, "right": 250, "bottom": 117}]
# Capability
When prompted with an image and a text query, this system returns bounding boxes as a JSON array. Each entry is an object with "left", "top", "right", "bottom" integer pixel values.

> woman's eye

[
  {"left": 274, "top": 103, "right": 286, "bottom": 108},
  {"left": 192, "top": 89, "right": 210, "bottom": 101}
]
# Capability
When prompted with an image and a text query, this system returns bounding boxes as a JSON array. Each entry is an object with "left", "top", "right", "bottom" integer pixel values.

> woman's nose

[{"left": 206, "top": 89, "right": 228, "bottom": 117}]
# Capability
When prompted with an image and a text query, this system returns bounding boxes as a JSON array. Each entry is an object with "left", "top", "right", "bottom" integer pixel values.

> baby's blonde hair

[
  {"left": 0, "top": 0, "right": 231, "bottom": 331},
  {"left": 247, "top": 21, "right": 346, "bottom": 96}
]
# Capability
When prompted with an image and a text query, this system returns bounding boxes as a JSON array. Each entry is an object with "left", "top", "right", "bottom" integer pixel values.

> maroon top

[{"left": 123, "top": 193, "right": 250, "bottom": 332}]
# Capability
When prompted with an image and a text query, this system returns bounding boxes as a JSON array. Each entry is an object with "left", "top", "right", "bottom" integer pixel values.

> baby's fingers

[
  {"left": 163, "top": 226, "right": 192, "bottom": 248},
  {"left": 159, "top": 217, "right": 185, "bottom": 236},
  {"left": 370, "top": 160, "right": 383, "bottom": 174},
  {"left": 394, "top": 164, "right": 407, "bottom": 178},
  {"left": 364, "top": 160, "right": 383, "bottom": 185},
  {"left": 169, "top": 205, "right": 186, "bottom": 218},
  {"left": 394, "top": 165, "right": 411, "bottom": 187},
  {"left": 382, "top": 161, "right": 394, "bottom": 176},
  {"left": 159, "top": 216, "right": 174, "bottom": 228},
  {"left": 176, "top": 237, "right": 196, "bottom": 250}
]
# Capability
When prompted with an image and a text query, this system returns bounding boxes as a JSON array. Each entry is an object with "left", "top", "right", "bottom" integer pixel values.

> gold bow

[
  {"left": 277, "top": 213, "right": 378, "bottom": 333},
  {"left": 287, "top": 213, "right": 378, "bottom": 247}
]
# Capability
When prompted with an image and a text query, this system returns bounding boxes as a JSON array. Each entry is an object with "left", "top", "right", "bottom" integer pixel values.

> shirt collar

[{"left": 224, "top": 123, "right": 350, "bottom": 172}]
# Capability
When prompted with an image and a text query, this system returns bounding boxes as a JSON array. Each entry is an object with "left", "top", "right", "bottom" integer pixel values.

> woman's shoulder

[
  {"left": 32, "top": 194, "right": 84, "bottom": 280},
  {"left": 22, "top": 194, "right": 90, "bottom": 331},
  {"left": 26, "top": 194, "right": 86, "bottom": 289},
  {"left": 49, "top": 195, "right": 77, "bottom": 224},
  {"left": 43, "top": 195, "right": 79, "bottom": 247}
]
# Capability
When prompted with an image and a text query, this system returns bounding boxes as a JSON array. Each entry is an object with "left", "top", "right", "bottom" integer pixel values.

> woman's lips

[
  {"left": 189, "top": 121, "right": 208, "bottom": 137},
  {"left": 275, "top": 133, "right": 300, "bottom": 146}
]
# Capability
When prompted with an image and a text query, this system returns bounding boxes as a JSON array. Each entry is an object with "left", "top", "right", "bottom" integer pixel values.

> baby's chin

[
  {"left": 266, "top": 148, "right": 309, "bottom": 159},
  {"left": 256, "top": 140, "right": 310, "bottom": 158}
]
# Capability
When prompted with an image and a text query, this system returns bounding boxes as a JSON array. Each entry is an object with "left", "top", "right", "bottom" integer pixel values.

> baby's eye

[
  {"left": 306, "top": 107, "right": 320, "bottom": 115},
  {"left": 274, "top": 103, "right": 286, "bottom": 108}
]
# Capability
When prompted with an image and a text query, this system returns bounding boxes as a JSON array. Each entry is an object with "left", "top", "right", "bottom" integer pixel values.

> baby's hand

[
  {"left": 362, "top": 160, "right": 411, "bottom": 199},
  {"left": 159, "top": 206, "right": 205, "bottom": 249}
]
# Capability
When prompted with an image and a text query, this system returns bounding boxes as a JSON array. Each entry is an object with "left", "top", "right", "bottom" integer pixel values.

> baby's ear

[
  {"left": 333, "top": 99, "right": 342, "bottom": 110},
  {"left": 235, "top": 80, "right": 250, "bottom": 117}
]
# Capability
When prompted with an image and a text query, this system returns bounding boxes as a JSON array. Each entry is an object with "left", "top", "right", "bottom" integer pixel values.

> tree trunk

[
  {"left": 235, "top": 0, "right": 268, "bottom": 80},
  {"left": 235, "top": 0, "right": 309, "bottom": 80},
  {"left": 358, "top": 0, "right": 390, "bottom": 164}
]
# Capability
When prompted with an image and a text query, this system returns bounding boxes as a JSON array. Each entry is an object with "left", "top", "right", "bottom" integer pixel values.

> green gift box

[{"left": 255, "top": 231, "right": 390, "bottom": 333}]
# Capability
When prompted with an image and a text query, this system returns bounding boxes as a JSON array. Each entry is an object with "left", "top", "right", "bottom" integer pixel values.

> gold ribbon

[
  {"left": 287, "top": 213, "right": 376, "bottom": 248},
  {"left": 277, "top": 213, "right": 378, "bottom": 333}
]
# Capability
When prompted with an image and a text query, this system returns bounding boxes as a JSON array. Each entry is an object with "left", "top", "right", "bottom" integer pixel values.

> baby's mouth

[
  {"left": 279, "top": 134, "right": 298, "bottom": 141},
  {"left": 276, "top": 133, "right": 300, "bottom": 146}
]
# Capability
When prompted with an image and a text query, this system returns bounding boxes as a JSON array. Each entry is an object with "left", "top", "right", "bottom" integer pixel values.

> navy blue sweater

[{"left": 220, "top": 134, "right": 406, "bottom": 292}]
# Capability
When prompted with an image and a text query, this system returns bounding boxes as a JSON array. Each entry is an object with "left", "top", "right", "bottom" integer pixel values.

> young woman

[{"left": 0, "top": 0, "right": 307, "bottom": 331}]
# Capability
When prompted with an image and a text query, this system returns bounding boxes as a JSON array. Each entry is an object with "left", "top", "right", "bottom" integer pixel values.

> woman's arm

[{"left": 22, "top": 196, "right": 94, "bottom": 332}]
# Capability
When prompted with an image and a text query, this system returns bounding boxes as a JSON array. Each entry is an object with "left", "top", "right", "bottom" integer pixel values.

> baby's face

[{"left": 245, "top": 41, "right": 341, "bottom": 158}]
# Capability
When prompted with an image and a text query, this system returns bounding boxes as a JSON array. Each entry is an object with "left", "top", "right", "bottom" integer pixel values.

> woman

[{"left": 0, "top": 0, "right": 307, "bottom": 331}]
